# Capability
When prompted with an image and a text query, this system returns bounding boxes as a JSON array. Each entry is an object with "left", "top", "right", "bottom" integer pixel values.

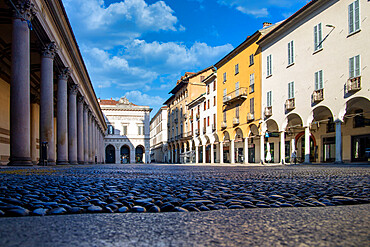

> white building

[
  {"left": 150, "top": 106, "right": 168, "bottom": 163},
  {"left": 100, "top": 97, "right": 152, "bottom": 164},
  {"left": 259, "top": 0, "right": 369, "bottom": 164},
  {"left": 187, "top": 71, "right": 219, "bottom": 163}
]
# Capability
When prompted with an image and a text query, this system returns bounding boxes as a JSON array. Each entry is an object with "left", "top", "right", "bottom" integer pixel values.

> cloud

[
  {"left": 123, "top": 90, "right": 165, "bottom": 108},
  {"left": 236, "top": 6, "right": 268, "bottom": 18}
]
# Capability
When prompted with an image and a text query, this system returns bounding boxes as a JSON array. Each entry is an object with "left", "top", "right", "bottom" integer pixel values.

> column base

[
  {"left": 69, "top": 161, "right": 78, "bottom": 165},
  {"left": 56, "top": 160, "right": 70, "bottom": 165},
  {"left": 78, "top": 161, "right": 85, "bottom": 165},
  {"left": 334, "top": 161, "right": 343, "bottom": 164},
  {"left": 8, "top": 157, "right": 33, "bottom": 166}
]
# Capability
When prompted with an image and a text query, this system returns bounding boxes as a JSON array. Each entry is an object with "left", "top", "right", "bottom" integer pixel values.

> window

[
  {"left": 138, "top": 125, "right": 144, "bottom": 135},
  {"left": 223, "top": 72, "right": 226, "bottom": 83},
  {"left": 288, "top": 81, "right": 295, "bottom": 99},
  {"left": 267, "top": 91, "right": 272, "bottom": 107},
  {"left": 267, "top": 54, "right": 272, "bottom": 76},
  {"left": 249, "top": 54, "right": 254, "bottom": 66},
  {"left": 213, "top": 114, "right": 216, "bottom": 126},
  {"left": 207, "top": 99, "right": 210, "bottom": 109},
  {"left": 349, "top": 55, "right": 360, "bottom": 78},
  {"left": 213, "top": 80, "right": 216, "bottom": 91},
  {"left": 203, "top": 118, "right": 206, "bottom": 129},
  {"left": 204, "top": 101, "right": 207, "bottom": 111},
  {"left": 207, "top": 116, "right": 210, "bottom": 126},
  {"left": 235, "top": 82, "right": 239, "bottom": 96},
  {"left": 315, "top": 70, "right": 323, "bottom": 90},
  {"left": 235, "top": 64, "right": 239, "bottom": 75},
  {"left": 288, "top": 40, "right": 294, "bottom": 65},
  {"left": 314, "top": 23, "right": 322, "bottom": 51},
  {"left": 249, "top": 73, "right": 255, "bottom": 93},
  {"left": 223, "top": 111, "right": 226, "bottom": 122},
  {"left": 122, "top": 125, "right": 128, "bottom": 135},
  {"left": 207, "top": 85, "right": 210, "bottom": 94},
  {"left": 223, "top": 88, "right": 227, "bottom": 97},
  {"left": 250, "top": 98, "right": 254, "bottom": 114},
  {"left": 235, "top": 104, "right": 239, "bottom": 118},
  {"left": 108, "top": 125, "right": 114, "bottom": 135},
  {"left": 348, "top": 0, "right": 360, "bottom": 34},
  {"left": 213, "top": 96, "right": 216, "bottom": 106},
  {"left": 200, "top": 76, "right": 205, "bottom": 82}
]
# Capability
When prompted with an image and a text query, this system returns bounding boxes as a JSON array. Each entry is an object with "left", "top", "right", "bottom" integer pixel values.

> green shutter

[
  {"left": 355, "top": 55, "right": 360, "bottom": 77},
  {"left": 349, "top": 3, "right": 354, "bottom": 33},
  {"left": 291, "top": 41, "right": 294, "bottom": 63},
  {"left": 354, "top": 0, "right": 360, "bottom": 31},
  {"left": 349, "top": 57, "right": 354, "bottom": 78},
  {"left": 315, "top": 72, "right": 319, "bottom": 90},
  {"left": 319, "top": 70, "right": 323, "bottom": 89},
  {"left": 314, "top": 25, "right": 318, "bottom": 50},
  {"left": 318, "top": 23, "right": 322, "bottom": 49},
  {"left": 288, "top": 42, "right": 291, "bottom": 64}
]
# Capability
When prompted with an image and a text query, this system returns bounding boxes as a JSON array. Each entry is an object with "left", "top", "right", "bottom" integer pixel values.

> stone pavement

[{"left": 0, "top": 204, "right": 369, "bottom": 246}]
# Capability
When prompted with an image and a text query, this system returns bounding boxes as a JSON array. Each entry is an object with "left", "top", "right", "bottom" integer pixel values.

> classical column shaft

[
  {"left": 88, "top": 114, "right": 93, "bottom": 163},
  {"left": 195, "top": 146, "right": 199, "bottom": 163},
  {"left": 304, "top": 127, "right": 310, "bottom": 163},
  {"left": 260, "top": 135, "right": 265, "bottom": 164},
  {"left": 83, "top": 106, "right": 89, "bottom": 163},
  {"left": 39, "top": 43, "right": 57, "bottom": 165},
  {"left": 244, "top": 137, "right": 249, "bottom": 164},
  {"left": 280, "top": 132, "right": 285, "bottom": 164},
  {"left": 230, "top": 140, "right": 235, "bottom": 163},
  {"left": 56, "top": 69, "right": 69, "bottom": 165},
  {"left": 9, "top": 3, "right": 34, "bottom": 166},
  {"left": 335, "top": 121, "right": 342, "bottom": 163},
  {"left": 77, "top": 96, "right": 84, "bottom": 164},
  {"left": 68, "top": 85, "right": 78, "bottom": 164},
  {"left": 210, "top": 143, "right": 214, "bottom": 163},
  {"left": 220, "top": 142, "right": 223, "bottom": 163},
  {"left": 202, "top": 145, "right": 206, "bottom": 163},
  {"left": 30, "top": 102, "right": 38, "bottom": 164}
]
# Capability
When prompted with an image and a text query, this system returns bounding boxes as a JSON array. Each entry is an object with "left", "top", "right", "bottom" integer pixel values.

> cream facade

[
  {"left": 0, "top": 0, "right": 106, "bottom": 166},
  {"left": 259, "top": 0, "right": 370, "bottom": 164},
  {"left": 100, "top": 97, "right": 151, "bottom": 164},
  {"left": 150, "top": 106, "right": 168, "bottom": 163}
]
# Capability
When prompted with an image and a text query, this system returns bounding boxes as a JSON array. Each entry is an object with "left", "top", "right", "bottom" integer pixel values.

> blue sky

[{"left": 62, "top": 0, "right": 309, "bottom": 116}]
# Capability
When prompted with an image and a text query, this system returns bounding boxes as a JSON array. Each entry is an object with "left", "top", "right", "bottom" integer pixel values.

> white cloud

[
  {"left": 236, "top": 6, "right": 268, "bottom": 18},
  {"left": 123, "top": 90, "right": 164, "bottom": 107}
]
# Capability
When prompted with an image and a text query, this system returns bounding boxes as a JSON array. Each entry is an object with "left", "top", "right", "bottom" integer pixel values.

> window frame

[
  {"left": 349, "top": 55, "right": 361, "bottom": 78},
  {"left": 288, "top": 40, "right": 294, "bottom": 65},
  {"left": 314, "top": 23, "right": 323, "bottom": 51},
  {"left": 267, "top": 91, "right": 272, "bottom": 107},
  {"left": 267, "top": 54, "right": 272, "bottom": 77},
  {"left": 288, "top": 81, "right": 295, "bottom": 99},
  {"left": 235, "top": 64, "right": 239, "bottom": 75},
  {"left": 348, "top": 0, "right": 360, "bottom": 35},
  {"left": 249, "top": 54, "right": 254, "bottom": 66},
  {"left": 314, "top": 70, "right": 324, "bottom": 90}
]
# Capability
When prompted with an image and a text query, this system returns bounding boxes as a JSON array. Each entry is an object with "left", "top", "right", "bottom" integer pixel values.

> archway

[
  {"left": 223, "top": 131, "right": 230, "bottom": 163},
  {"left": 105, "top": 145, "right": 115, "bottom": 164},
  {"left": 248, "top": 124, "right": 259, "bottom": 163},
  {"left": 120, "top": 145, "right": 130, "bottom": 164},
  {"left": 234, "top": 128, "right": 244, "bottom": 163},
  {"left": 204, "top": 136, "right": 211, "bottom": 163},
  {"left": 213, "top": 133, "right": 220, "bottom": 163},
  {"left": 135, "top": 145, "right": 144, "bottom": 163},
  {"left": 265, "top": 119, "right": 280, "bottom": 163},
  {"left": 284, "top": 113, "right": 304, "bottom": 163}
]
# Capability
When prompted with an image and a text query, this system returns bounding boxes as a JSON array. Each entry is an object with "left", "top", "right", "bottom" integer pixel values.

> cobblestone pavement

[{"left": 0, "top": 164, "right": 369, "bottom": 217}]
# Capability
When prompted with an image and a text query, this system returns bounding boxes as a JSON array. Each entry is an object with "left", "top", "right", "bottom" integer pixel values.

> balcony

[
  {"left": 183, "top": 113, "right": 188, "bottom": 119},
  {"left": 223, "top": 87, "right": 248, "bottom": 105},
  {"left": 174, "top": 118, "right": 178, "bottom": 124},
  {"left": 195, "top": 129, "right": 199, "bottom": 136},
  {"left": 212, "top": 124, "right": 216, "bottom": 131},
  {"left": 184, "top": 131, "right": 193, "bottom": 138},
  {"left": 196, "top": 113, "right": 200, "bottom": 120},
  {"left": 247, "top": 113, "right": 254, "bottom": 122},
  {"left": 264, "top": 106, "right": 272, "bottom": 117},
  {"left": 312, "top": 89, "right": 324, "bottom": 103},
  {"left": 233, "top": 117, "right": 239, "bottom": 125},
  {"left": 346, "top": 76, "right": 361, "bottom": 93},
  {"left": 221, "top": 121, "right": 227, "bottom": 129},
  {"left": 285, "top": 98, "right": 295, "bottom": 111},
  {"left": 203, "top": 127, "right": 206, "bottom": 134},
  {"left": 249, "top": 84, "right": 255, "bottom": 93}
]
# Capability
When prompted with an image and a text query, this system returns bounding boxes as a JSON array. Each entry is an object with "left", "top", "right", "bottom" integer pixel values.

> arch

[
  {"left": 265, "top": 119, "right": 279, "bottom": 132},
  {"left": 135, "top": 145, "right": 145, "bottom": 163},
  {"left": 105, "top": 144, "right": 115, "bottom": 164},
  {"left": 283, "top": 113, "right": 304, "bottom": 130},
  {"left": 213, "top": 133, "right": 219, "bottom": 143},
  {"left": 120, "top": 145, "right": 130, "bottom": 164},
  {"left": 307, "top": 105, "right": 334, "bottom": 126},
  {"left": 341, "top": 96, "right": 370, "bottom": 120},
  {"left": 223, "top": 131, "right": 230, "bottom": 142},
  {"left": 248, "top": 124, "right": 259, "bottom": 137},
  {"left": 204, "top": 135, "right": 211, "bottom": 145},
  {"left": 234, "top": 128, "right": 244, "bottom": 140}
]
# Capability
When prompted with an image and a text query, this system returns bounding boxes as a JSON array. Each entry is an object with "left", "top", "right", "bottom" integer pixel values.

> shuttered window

[
  {"left": 348, "top": 0, "right": 360, "bottom": 34},
  {"left": 288, "top": 40, "right": 294, "bottom": 65},
  {"left": 349, "top": 55, "right": 360, "bottom": 78},
  {"left": 288, "top": 82, "right": 295, "bottom": 99},
  {"left": 314, "top": 23, "right": 322, "bottom": 51},
  {"left": 267, "top": 54, "right": 272, "bottom": 76},
  {"left": 267, "top": 91, "right": 272, "bottom": 107},
  {"left": 315, "top": 70, "right": 323, "bottom": 90}
]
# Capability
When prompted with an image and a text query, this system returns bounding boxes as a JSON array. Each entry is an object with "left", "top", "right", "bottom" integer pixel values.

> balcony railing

[
  {"left": 203, "top": 127, "right": 206, "bottom": 134},
  {"left": 233, "top": 117, "right": 239, "bottom": 125},
  {"left": 212, "top": 124, "right": 216, "bottom": 131},
  {"left": 196, "top": 113, "right": 200, "bottom": 120},
  {"left": 285, "top": 98, "right": 295, "bottom": 111},
  {"left": 195, "top": 129, "right": 199, "bottom": 136},
  {"left": 221, "top": 121, "right": 227, "bottom": 129},
  {"left": 174, "top": 118, "right": 178, "bottom": 124},
  {"left": 264, "top": 106, "right": 272, "bottom": 117},
  {"left": 247, "top": 113, "right": 254, "bottom": 122},
  {"left": 223, "top": 87, "right": 248, "bottom": 105},
  {"left": 346, "top": 76, "right": 361, "bottom": 93},
  {"left": 312, "top": 89, "right": 324, "bottom": 103},
  {"left": 184, "top": 131, "right": 193, "bottom": 138}
]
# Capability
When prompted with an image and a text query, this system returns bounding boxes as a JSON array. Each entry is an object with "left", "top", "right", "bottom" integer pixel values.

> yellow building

[
  {"left": 164, "top": 66, "right": 214, "bottom": 163},
  {"left": 215, "top": 23, "right": 277, "bottom": 164}
]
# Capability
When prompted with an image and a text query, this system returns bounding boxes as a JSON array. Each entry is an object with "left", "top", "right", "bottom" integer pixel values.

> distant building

[
  {"left": 100, "top": 97, "right": 152, "bottom": 164},
  {"left": 150, "top": 106, "right": 168, "bottom": 163}
]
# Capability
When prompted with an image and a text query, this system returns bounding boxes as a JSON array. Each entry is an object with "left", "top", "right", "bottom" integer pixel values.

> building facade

[
  {"left": 259, "top": 0, "right": 370, "bottom": 164},
  {"left": 0, "top": 0, "right": 106, "bottom": 166},
  {"left": 100, "top": 97, "right": 151, "bottom": 164},
  {"left": 150, "top": 106, "right": 168, "bottom": 163}
]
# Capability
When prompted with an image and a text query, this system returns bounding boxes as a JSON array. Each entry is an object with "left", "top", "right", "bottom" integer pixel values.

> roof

[
  {"left": 187, "top": 93, "right": 206, "bottom": 109},
  {"left": 257, "top": 0, "right": 318, "bottom": 45},
  {"left": 99, "top": 99, "right": 118, "bottom": 105},
  {"left": 214, "top": 23, "right": 280, "bottom": 69},
  {"left": 163, "top": 94, "right": 175, "bottom": 106}
]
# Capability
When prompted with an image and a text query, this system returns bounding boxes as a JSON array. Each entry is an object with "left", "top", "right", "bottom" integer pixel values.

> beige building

[
  {"left": 150, "top": 106, "right": 168, "bottom": 163},
  {"left": 259, "top": 0, "right": 370, "bottom": 163},
  {"left": 0, "top": 0, "right": 106, "bottom": 166},
  {"left": 100, "top": 97, "right": 151, "bottom": 164}
]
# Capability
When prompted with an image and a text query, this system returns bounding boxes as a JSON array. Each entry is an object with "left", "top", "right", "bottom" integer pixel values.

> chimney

[{"left": 263, "top": 22, "right": 272, "bottom": 28}]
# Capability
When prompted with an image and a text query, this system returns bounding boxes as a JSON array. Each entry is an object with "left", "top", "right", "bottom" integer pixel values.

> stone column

[
  {"left": 260, "top": 134, "right": 264, "bottom": 164},
  {"left": 68, "top": 84, "right": 78, "bottom": 165},
  {"left": 30, "top": 99, "right": 38, "bottom": 165},
  {"left": 210, "top": 143, "right": 214, "bottom": 163},
  {"left": 8, "top": 1, "right": 35, "bottom": 166},
  {"left": 195, "top": 145, "right": 199, "bottom": 163},
  {"left": 220, "top": 141, "right": 223, "bottom": 164},
  {"left": 280, "top": 131, "right": 285, "bottom": 164},
  {"left": 39, "top": 42, "right": 57, "bottom": 166},
  {"left": 89, "top": 113, "right": 93, "bottom": 163},
  {"left": 304, "top": 127, "right": 310, "bottom": 163},
  {"left": 244, "top": 137, "right": 248, "bottom": 164},
  {"left": 83, "top": 105, "right": 89, "bottom": 163},
  {"left": 77, "top": 95, "right": 84, "bottom": 164},
  {"left": 56, "top": 68, "right": 70, "bottom": 165},
  {"left": 189, "top": 142, "right": 193, "bottom": 163},
  {"left": 230, "top": 140, "right": 235, "bottom": 163},
  {"left": 202, "top": 145, "right": 206, "bottom": 163},
  {"left": 335, "top": 120, "right": 343, "bottom": 163},
  {"left": 93, "top": 120, "right": 96, "bottom": 163}
]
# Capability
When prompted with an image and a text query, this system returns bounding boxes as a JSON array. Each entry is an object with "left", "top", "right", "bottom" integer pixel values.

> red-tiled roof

[{"left": 99, "top": 99, "right": 118, "bottom": 105}]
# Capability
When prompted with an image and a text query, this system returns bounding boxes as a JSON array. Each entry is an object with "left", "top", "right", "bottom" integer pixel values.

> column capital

[
  {"left": 42, "top": 42, "right": 58, "bottom": 59},
  {"left": 12, "top": 0, "right": 37, "bottom": 20},
  {"left": 78, "top": 95, "right": 84, "bottom": 103},
  {"left": 69, "top": 84, "right": 79, "bottom": 95},
  {"left": 58, "top": 67, "right": 71, "bottom": 80}
]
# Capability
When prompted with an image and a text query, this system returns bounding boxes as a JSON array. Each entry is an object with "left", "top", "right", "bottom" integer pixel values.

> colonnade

[{"left": 7, "top": 1, "right": 105, "bottom": 166}]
